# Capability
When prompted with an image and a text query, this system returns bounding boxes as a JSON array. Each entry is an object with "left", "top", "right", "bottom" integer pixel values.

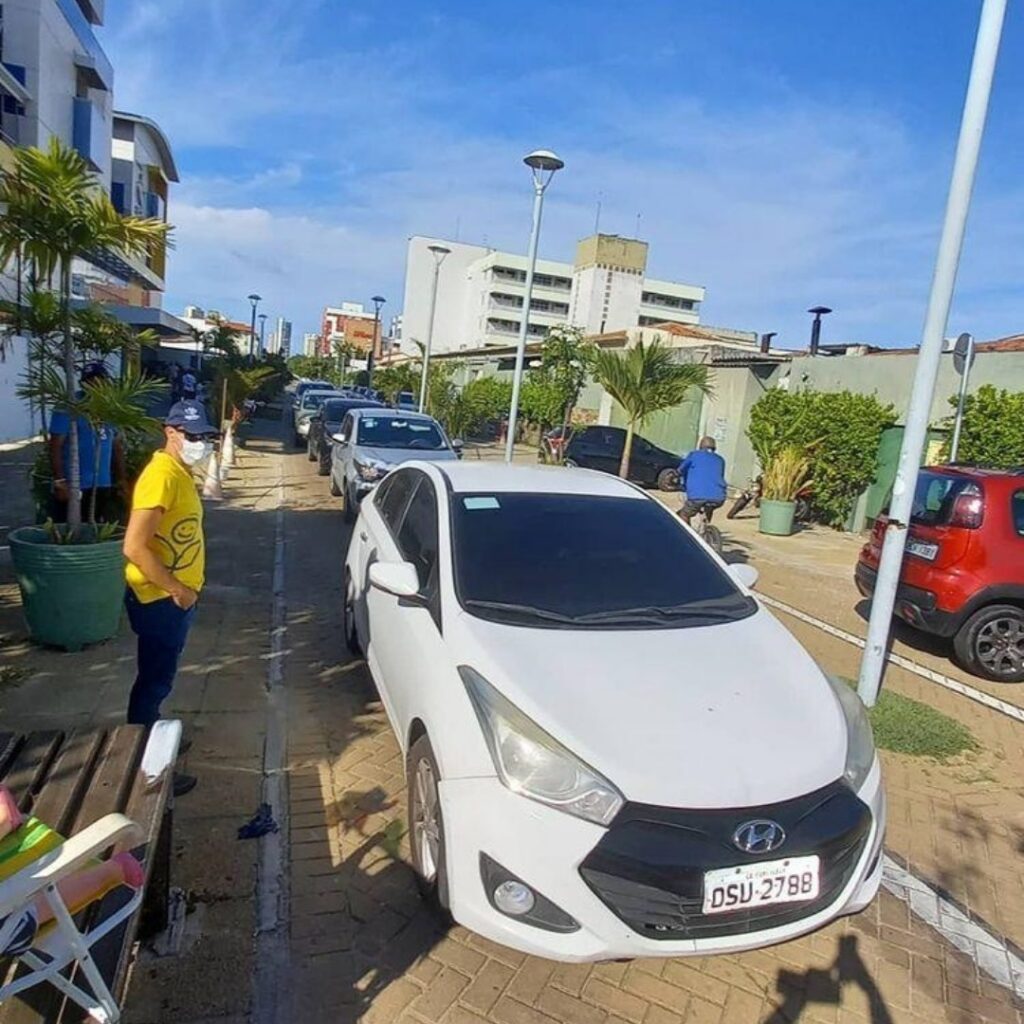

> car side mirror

[
  {"left": 451, "top": 438, "right": 464, "bottom": 449},
  {"left": 369, "top": 561, "right": 421, "bottom": 599},
  {"left": 332, "top": 433, "right": 347, "bottom": 444},
  {"left": 728, "top": 563, "right": 759, "bottom": 590}
]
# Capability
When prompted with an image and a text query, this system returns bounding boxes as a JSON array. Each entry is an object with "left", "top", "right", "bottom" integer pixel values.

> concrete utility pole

[
  {"left": 858, "top": 0, "right": 1007, "bottom": 707},
  {"left": 505, "top": 150, "right": 564, "bottom": 463}
]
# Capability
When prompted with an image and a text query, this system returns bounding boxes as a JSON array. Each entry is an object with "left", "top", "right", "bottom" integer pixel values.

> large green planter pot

[
  {"left": 759, "top": 499, "right": 797, "bottom": 537},
  {"left": 8, "top": 526, "right": 126, "bottom": 651}
]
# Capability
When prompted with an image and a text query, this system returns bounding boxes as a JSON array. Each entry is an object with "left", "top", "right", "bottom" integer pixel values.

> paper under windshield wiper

[{"left": 463, "top": 600, "right": 579, "bottom": 624}]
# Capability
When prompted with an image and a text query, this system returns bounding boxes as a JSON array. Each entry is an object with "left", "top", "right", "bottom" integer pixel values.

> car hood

[
  {"left": 453, "top": 606, "right": 847, "bottom": 808},
  {"left": 356, "top": 445, "right": 458, "bottom": 465}
]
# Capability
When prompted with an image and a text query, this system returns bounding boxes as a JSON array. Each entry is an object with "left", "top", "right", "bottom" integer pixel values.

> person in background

[
  {"left": 169, "top": 363, "right": 182, "bottom": 402},
  {"left": 48, "top": 362, "right": 128, "bottom": 524},
  {"left": 678, "top": 435, "right": 727, "bottom": 524},
  {"left": 122, "top": 399, "right": 218, "bottom": 797},
  {"left": 180, "top": 368, "right": 198, "bottom": 399}
]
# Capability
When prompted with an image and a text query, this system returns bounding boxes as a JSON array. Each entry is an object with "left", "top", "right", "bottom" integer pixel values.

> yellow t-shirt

[{"left": 125, "top": 451, "right": 205, "bottom": 604}]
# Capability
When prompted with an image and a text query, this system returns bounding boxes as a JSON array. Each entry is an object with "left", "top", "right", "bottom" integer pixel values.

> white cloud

[{"left": 103, "top": 0, "right": 1019, "bottom": 348}]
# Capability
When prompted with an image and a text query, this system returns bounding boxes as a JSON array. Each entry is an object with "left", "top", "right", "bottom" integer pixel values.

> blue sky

[{"left": 103, "top": 0, "right": 1024, "bottom": 349}]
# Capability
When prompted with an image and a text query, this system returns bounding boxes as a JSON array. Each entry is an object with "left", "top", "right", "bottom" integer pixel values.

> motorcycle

[{"left": 727, "top": 475, "right": 813, "bottom": 522}]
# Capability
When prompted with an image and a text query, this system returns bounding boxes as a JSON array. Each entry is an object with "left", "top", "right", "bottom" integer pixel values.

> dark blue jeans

[{"left": 125, "top": 590, "right": 197, "bottom": 727}]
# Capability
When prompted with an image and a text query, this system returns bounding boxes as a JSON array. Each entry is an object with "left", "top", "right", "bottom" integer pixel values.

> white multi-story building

[
  {"left": 399, "top": 233, "right": 704, "bottom": 354},
  {"left": 302, "top": 332, "right": 319, "bottom": 357},
  {"left": 269, "top": 317, "right": 292, "bottom": 357}
]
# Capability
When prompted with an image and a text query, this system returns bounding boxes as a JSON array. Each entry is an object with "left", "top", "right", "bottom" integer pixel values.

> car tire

[
  {"left": 307, "top": 440, "right": 317, "bottom": 462},
  {"left": 342, "top": 571, "right": 362, "bottom": 656},
  {"left": 564, "top": 458, "right": 578, "bottom": 469},
  {"left": 657, "top": 467, "right": 680, "bottom": 492},
  {"left": 953, "top": 604, "right": 1024, "bottom": 683},
  {"left": 294, "top": 432, "right": 304, "bottom": 448},
  {"left": 343, "top": 484, "right": 356, "bottom": 523},
  {"left": 407, "top": 733, "right": 451, "bottom": 917},
  {"left": 329, "top": 473, "right": 342, "bottom": 497},
  {"left": 317, "top": 457, "right": 330, "bottom": 477}
]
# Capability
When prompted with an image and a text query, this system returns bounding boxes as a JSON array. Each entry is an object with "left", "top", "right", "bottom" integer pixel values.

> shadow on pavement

[{"left": 765, "top": 935, "right": 893, "bottom": 1024}]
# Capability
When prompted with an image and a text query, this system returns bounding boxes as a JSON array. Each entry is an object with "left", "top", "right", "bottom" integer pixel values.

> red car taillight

[{"left": 949, "top": 482, "right": 984, "bottom": 529}]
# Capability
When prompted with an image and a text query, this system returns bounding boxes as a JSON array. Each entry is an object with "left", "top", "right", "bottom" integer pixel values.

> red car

[{"left": 856, "top": 465, "right": 1024, "bottom": 683}]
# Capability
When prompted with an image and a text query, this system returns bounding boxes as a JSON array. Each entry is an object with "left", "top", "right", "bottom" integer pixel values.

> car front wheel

[
  {"left": 307, "top": 439, "right": 317, "bottom": 461},
  {"left": 343, "top": 484, "right": 356, "bottom": 523},
  {"left": 407, "top": 733, "right": 451, "bottom": 916},
  {"left": 954, "top": 604, "right": 1024, "bottom": 682},
  {"left": 342, "top": 571, "right": 361, "bottom": 656},
  {"left": 329, "top": 471, "right": 342, "bottom": 497},
  {"left": 657, "top": 467, "right": 680, "bottom": 492}
]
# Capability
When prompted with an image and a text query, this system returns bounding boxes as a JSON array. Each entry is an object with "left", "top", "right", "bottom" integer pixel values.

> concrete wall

[
  {"left": 0, "top": 337, "right": 41, "bottom": 442},
  {"left": 784, "top": 349, "right": 1024, "bottom": 424}
]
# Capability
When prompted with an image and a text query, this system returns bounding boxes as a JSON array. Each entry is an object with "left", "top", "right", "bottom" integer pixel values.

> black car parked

[
  {"left": 564, "top": 426, "right": 680, "bottom": 490},
  {"left": 307, "top": 396, "right": 384, "bottom": 475}
]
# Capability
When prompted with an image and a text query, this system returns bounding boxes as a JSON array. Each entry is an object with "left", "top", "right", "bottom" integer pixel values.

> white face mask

[{"left": 181, "top": 438, "right": 213, "bottom": 466}]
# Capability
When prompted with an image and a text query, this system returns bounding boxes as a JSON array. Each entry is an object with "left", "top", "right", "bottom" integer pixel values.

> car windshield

[
  {"left": 356, "top": 417, "right": 445, "bottom": 450},
  {"left": 910, "top": 472, "right": 975, "bottom": 526},
  {"left": 322, "top": 399, "right": 376, "bottom": 421},
  {"left": 452, "top": 492, "right": 754, "bottom": 629},
  {"left": 301, "top": 391, "right": 336, "bottom": 410}
]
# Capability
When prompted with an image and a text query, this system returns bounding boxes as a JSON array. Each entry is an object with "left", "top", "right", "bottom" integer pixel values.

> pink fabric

[{"left": 0, "top": 786, "right": 22, "bottom": 838}]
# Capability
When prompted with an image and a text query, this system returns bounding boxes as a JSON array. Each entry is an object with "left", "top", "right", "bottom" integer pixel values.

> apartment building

[
  {"left": 399, "top": 233, "right": 705, "bottom": 354},
  {"left": 268, "top": 317, "right": 292, "bottom": 356},
  {"left": 320, "top": 302, "right": 381, "bottom": 358}
]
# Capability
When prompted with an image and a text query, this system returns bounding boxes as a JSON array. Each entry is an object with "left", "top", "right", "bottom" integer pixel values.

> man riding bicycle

[{"left": 678, "top": 436, "right": 727, "bottom": 524}]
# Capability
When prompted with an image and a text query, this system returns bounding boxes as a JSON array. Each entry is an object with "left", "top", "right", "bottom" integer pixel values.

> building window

[{"left": 641, "top": 291, "right": 695, "bottom": 311}]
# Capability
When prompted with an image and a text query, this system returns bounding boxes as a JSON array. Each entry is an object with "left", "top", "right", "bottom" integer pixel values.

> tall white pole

[
  {"left": 505, "top": 184, "right": 545, "bottom": 463},
  {"left": 858, "top": 0, "right": 1007, "bottom": 707},
  {"left": 419, "top": 248, "right": 448, "bottom": 413}
]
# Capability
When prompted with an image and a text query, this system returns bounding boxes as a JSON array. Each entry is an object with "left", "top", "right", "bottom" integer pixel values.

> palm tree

[
  {"left": 592, "top": 340, "right": 713, "bottom": 478},
  {"left": 0, "top": 138, "right": 170, "bottom": 525}
]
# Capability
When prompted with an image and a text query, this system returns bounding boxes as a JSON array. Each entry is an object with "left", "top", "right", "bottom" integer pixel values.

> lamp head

[
  {"left": 523, "top": 149, "right": 565, "bottom": 173},
  {"left": 807, "top": 305, "right": 833, "bottom": 317}
]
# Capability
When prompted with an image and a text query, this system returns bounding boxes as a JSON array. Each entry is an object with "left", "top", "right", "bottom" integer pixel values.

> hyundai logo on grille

[{"left": 733, "top": 819, "right": 786, "bottom": 854}]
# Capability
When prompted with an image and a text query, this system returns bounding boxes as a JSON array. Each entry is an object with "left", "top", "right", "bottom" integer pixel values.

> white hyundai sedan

[{"left": 343, "top": 462, "right": 885, "bottom": 962}]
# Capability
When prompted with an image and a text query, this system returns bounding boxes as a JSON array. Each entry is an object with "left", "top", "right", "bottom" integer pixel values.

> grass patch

[{"left": 839, "top": 677, "right": 979, "bottom": 761}]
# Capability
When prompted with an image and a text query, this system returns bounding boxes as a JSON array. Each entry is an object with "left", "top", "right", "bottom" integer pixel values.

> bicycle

[{"left": 678, "top": 500, "right": 723, "bottom": 554}]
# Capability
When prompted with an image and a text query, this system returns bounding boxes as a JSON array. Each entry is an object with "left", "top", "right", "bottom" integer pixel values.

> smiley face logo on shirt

[{"left": 154, "top": 515, "right": 202, "bottom": 572}]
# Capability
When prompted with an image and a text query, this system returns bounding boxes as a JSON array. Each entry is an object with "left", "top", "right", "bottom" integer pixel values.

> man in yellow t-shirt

[{"left": 123, "top": 400, "right": 217, "bottom": 795}]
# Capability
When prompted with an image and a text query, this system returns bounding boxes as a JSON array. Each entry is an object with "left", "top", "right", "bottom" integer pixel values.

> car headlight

[
  {"left": 826, "top": 675, "right": 876, "bottom": 791},
  {"left": 460, "top": 666, "right": 624, "bottom": 826},
  {"left": 354, "top": 459, "right": 388, "bottom": 481}
]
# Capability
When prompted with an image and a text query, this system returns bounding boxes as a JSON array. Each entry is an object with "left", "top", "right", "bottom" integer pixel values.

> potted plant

[
  {"left": 0, "top": 139, "right": 170, "bottom": 649},
  {"left": 759, "top": 445, "right": 812, "bottom": 536}
]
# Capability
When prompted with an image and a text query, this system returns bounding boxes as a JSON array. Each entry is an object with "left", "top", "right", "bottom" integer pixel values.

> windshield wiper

[
  {"left": 573, "top": 596, "right": 748, "bottom": 624},
  {"left": 463, "top": 600, "right": 580, "bottom": 624}
]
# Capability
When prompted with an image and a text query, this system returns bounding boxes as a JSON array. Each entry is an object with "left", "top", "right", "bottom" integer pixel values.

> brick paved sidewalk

[{"left": 3, "top": 420, "right": 1021, "bottom": 1023}]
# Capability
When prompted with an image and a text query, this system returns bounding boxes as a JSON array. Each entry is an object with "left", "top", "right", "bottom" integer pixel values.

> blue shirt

[
  {"left": 49, "top": 410, "right": 115, "bottom": 489},
  {"left": 679, "top": 449, "right": 727, "bottom": 501}
]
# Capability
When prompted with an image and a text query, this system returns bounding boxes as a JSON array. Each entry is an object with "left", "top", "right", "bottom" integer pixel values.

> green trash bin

[
  {"left": 759, "top": 499, "right": 797, "bottom": 537},
  {"left": 8, "top": 526, "right": 126, "bottom": 651}
]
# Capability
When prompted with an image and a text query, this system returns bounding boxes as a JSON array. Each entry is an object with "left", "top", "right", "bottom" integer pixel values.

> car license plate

[
  {"left": 907, "top": 539, "right": 939, "bottom": 561},
  {"left": 702, "top": 855, "right": 820, "bottom": 915}
]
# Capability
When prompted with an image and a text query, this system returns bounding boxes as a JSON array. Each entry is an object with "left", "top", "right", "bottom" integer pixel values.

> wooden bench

[{"left": 0, "top": 723, "right": 180, "bottom": 1023}]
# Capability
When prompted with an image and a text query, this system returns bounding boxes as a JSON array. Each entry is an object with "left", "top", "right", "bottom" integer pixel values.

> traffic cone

[{"left": 202, "top": 451, "right": 224, "bottom": 500}]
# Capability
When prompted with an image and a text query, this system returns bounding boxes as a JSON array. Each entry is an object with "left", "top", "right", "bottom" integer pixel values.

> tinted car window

[
  {"left": 398, "top": 481, "right": 439, "bottom": 590},
  {"left": 322, "top": 399, "right": 379, "bottom": 422},
  {"left": 452, "top": 493, "right": 754, "bottom": 629},
  {"left": 910, "top": 472, "right": 975, "bottom": 526},
  {"left": 1013, "top": 491, "right": 1024, "bottom": 537},
  {"left": 356, "top": 417, "right": 445, "bottom": 450},
  {"left": 376, "top": 470, "right": 418, "bottom": 534},
  {"left": 339, "top": 414, "right": 353, "bottom": 442},
  {"left": 301, "top": 391, "right": 335, "bottom": 411}
]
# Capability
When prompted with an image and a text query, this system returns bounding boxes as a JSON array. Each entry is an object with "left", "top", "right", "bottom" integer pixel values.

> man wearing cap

[
  {"left": 122, "top": 399, "right": 218, "bottom": 796},
  {"left": 678, "top": 435, "right": 728, "bottom": 525},
  {"left": 48, "top": 363, "right": 128, "bottom": 523}
]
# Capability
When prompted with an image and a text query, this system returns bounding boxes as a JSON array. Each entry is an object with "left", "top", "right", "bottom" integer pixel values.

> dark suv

[
  {"left": 856, "top": 466, "right": 1024, "bottom": 682},
  {"left": 564, "top": 426, "right": 680, "bottom": 490},
  {"left": 306, "top": 396, "right": 383, "bottom": 475}
]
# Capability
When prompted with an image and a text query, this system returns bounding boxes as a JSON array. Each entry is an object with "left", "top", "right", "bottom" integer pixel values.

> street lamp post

[
  {"left": 807, "top": 306, "right": 832, "bottom": 355},
  {"left": 258, "top": 313, "right": 267, "bottom": 354},
  {"left": 505, "top": 149, "right": 564, "bottom": 463},
  {"left": 247, "top": 293, "right": 261, "bottom": 358},
  {"left": 367, "top": 295, "right": 385, "bottom": 388},
  {"left": 858, "top": 0, "right": 1007, "bottom": 708},
  {"left": 420, "top": 244, "right": 451, "bottom": 412}
]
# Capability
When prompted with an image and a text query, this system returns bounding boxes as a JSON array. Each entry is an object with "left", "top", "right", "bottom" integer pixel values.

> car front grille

[{"left": 579, "top": 779, "right": 871, "bottom": 941}]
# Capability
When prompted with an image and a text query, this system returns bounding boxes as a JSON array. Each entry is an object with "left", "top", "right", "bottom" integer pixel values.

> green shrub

[
  {"left": 748, "top": 389, "right": 895, "bottom": 527},
  {"left": 943, "top": 384, "right": 1024, "bottom": 467}
]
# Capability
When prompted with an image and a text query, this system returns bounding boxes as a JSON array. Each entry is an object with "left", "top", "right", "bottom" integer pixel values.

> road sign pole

[
  {"left": 857, "top": 0, "right": 1007, "bottom": 708},
  {"left": 949, "top": 332, "right": 975, "bottom": 463}
]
